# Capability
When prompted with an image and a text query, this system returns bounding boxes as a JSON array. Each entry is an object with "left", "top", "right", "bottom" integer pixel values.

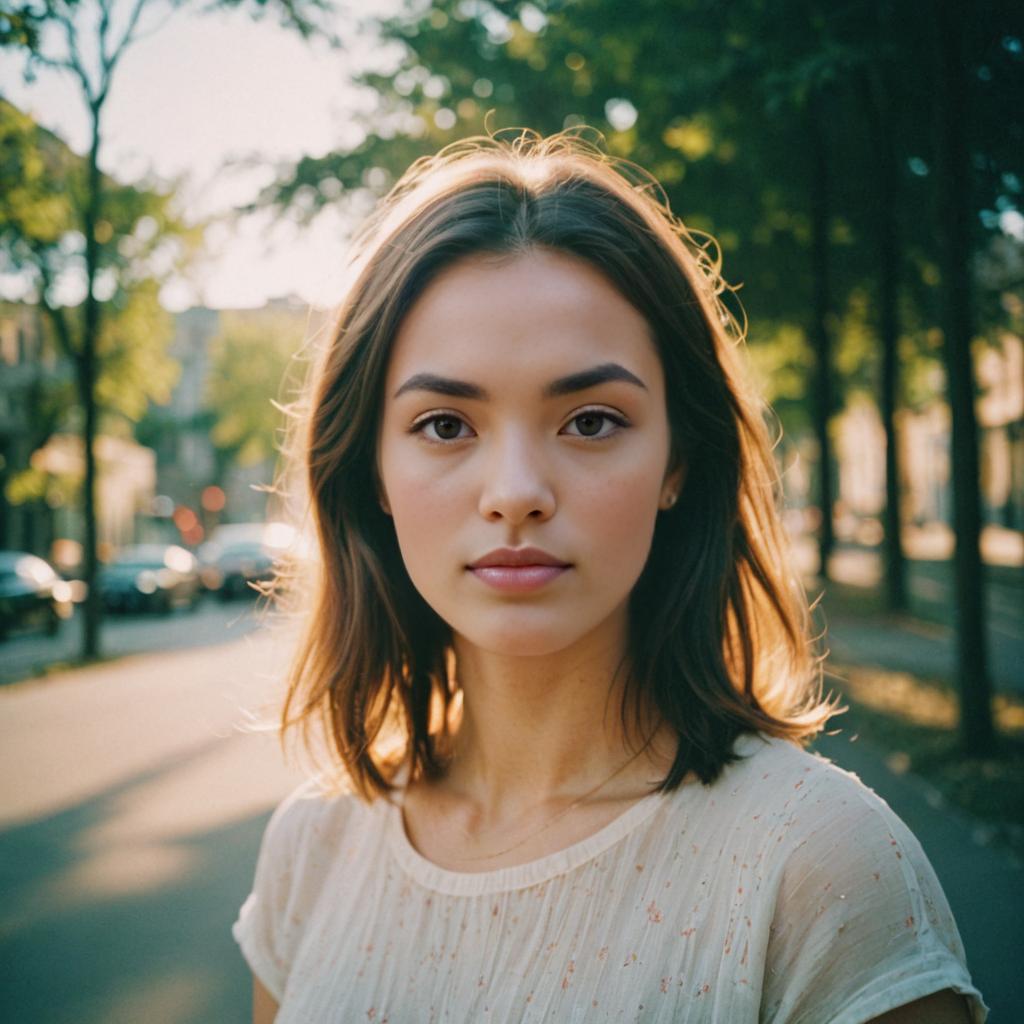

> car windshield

[
  {"left": 112, "top": 547, "right": 169, "bottom": 569},
  {"left": 222, "top": 542, "right": 266, "bottom": 555}
]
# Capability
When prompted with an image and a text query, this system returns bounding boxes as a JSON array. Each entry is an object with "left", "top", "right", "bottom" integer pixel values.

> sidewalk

[{"left": 791, "top": 524, "right": 1023, "bottom": 695}]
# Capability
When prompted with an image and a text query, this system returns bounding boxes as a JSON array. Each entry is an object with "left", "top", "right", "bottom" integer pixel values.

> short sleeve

[
  {"left": 232, "top": 782, "right": 318, "bottom": 1002},
  {"left": 761, "top": 772, "right": 987, "bottom": 1024}
]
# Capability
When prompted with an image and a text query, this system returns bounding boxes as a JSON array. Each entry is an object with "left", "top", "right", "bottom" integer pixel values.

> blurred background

[{"left": 0, "top": 0, "right": 1021, "bottom": 1021}]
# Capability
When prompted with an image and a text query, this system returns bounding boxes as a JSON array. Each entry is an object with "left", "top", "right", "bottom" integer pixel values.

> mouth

[
  {"left": 469, "top": 563, "right": 571, "bottom": 572},
  {"left": 468, "top": 547, "right": 571, "bottom": 570},
  {"left": 467, "top": 563, "right": 571, "bottom": 593}
]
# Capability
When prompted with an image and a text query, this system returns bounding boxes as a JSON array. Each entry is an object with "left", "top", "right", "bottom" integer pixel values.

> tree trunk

[
  {"left": 808, "top": 95, "right": 835, "bottom": 580},
  {"left": 933, "top": 0, "right": 994, "bottom": 754},
  {"left": 864, "top": 64, "right": 908, "bottom": 612},
  {"left": 80, "top": 105, "right": 104, "bottom": 660}
]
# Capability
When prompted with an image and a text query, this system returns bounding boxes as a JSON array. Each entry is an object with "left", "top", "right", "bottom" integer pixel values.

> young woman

[{"left": 233, "top": 132, "right": 986, "bottom": 1023}]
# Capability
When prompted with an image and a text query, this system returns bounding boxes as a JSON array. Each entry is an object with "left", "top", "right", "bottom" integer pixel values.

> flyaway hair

[{"left": 274, "top": 129, "right": 837, "bottom": 800}]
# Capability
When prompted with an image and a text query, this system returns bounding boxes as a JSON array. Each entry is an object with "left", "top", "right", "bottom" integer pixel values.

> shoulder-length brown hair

[{"left": 276, "top": 130, "right": 835, "bottom": 800}]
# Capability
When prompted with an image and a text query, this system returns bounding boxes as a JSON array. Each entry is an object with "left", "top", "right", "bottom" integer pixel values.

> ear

[
  {"left": 373, "top": 460, "right": 392, "bottom": 516},
  {"left": 659, "top": 451, "right": 687, "bottom": 511}
]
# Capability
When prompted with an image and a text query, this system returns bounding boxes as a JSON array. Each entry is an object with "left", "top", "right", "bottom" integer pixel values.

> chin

[{"left": 450, "top": 609, "right": 610, "bottom": 659}]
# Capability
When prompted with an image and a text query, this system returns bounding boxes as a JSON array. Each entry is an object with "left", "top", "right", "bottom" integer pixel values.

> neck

[{"left": 442, "top": 619, "right": 673, "bottom": 823}]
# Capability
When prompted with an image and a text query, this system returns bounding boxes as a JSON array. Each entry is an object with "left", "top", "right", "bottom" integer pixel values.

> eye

[
  {"left": 563, "top": 408, "right": 630, "bottom": 440},
  {"left": 409, "top": 413, "right": 474, "bottom": 444},
  {"left": 408, "top": 408, "right": 630, "bottom": 445}
]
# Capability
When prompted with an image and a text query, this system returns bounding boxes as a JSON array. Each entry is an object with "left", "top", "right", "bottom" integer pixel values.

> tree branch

[
  {"left": 127, "top": 4, "right": 179, "bottom": 50},
  {"left": 55, "top": 10, "right": 96, "bottom": 105},
  {"left": 97, "top": 0, "right": 113, "bottom": 70},
  {"left": 101, "top": 0, "right": 151, "bottom": 99}
]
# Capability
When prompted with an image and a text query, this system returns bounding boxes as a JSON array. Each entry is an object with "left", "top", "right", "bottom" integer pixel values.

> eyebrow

[{"left": 392, "top": 362, "right": 648, "bottom": 401}]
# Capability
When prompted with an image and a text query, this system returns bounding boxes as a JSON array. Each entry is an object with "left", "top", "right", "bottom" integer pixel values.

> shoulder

[
  {"left": 730, "top": 738, "right": 984, "bottom": 1021},
  {"left": 702, "top": 733, "right": 947, "bottom": 900},
  {"left": 257, "top": 775, "right": 384, "bottom": 872},
  {"left": 723, "top": 731, "right": 908, "bottom": 835}
]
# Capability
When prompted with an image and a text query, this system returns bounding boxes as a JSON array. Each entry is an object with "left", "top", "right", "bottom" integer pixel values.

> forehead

[{"left": 384, "top": 248, "right": 664, "bottom": 395}]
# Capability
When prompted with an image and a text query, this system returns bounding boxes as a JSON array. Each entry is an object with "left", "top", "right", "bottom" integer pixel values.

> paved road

[
  {"left": 804, "top": 543, "right": 1023, "bottom": 694},
  {"left": 1, "top": 627, "right": 1018, "bottom": 1022},
  {"left": 0, "top": 596, "right": 267, "bottom": 688},
  {"left": 820, "top": 602, "right": 1022, "bottom": 695},
  {"left": 0, "top": 624, "right": 306, "bottom": 1024}
]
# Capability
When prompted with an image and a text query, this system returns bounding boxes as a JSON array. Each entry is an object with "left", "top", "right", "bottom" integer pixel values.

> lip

[
  {"left": 469, "top": 565, "right": 570, "bottom": 593},
  {"left": 468, "top": 547, "right": 570, "bottom": 569}
]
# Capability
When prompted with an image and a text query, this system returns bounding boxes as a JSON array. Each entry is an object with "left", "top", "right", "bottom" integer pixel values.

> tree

[
  {"left": 0, "top": 0, "right": 335, "bottom": 660},
  {"left": 932, "top": 0, "right": 994, "bottom": 754},
  {"left": 0, "top": 97, "right": 186, "bottom": 536},
  {"left": 0, "top": 97, "right": 189, "bottom": 630},
  {"left": 203, "top": 305, "right": 307, "bottom": 489},
  {"left": 255, "top": 0, "right": 1017, "bottom": 751}
]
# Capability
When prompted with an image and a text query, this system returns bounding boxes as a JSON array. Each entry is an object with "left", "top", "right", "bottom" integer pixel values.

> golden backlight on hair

[{"left": 272, "top": 128, "right": 839, "bottom": 801}]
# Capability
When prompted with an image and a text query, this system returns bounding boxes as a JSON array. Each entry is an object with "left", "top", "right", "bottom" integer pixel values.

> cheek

[
  {"left": 380, "top": 450, "right": 462, "bottom": 574},
  {"left": 392, "top": 484, "right": 457, "bottom": 543},
  {"left": 575, "top": 454, "right": 664, "bottom": 564}
]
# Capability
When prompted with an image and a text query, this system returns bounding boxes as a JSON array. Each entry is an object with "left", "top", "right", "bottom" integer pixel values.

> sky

[
  {"left": 4, "top": 3, "right": 1020, "bottom": 312},
  {"left": 0, "top": 1, "right": 402, "bottom": 310}
]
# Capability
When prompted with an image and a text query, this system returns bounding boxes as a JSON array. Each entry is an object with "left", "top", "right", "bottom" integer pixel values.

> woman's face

[{"left": 377, "top": 247, "right": 683, "bottom": 658}]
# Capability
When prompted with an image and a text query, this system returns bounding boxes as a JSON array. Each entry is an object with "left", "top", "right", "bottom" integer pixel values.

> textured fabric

[{"left": 233, "top": 733, "right": 987, "bottom": 1023}]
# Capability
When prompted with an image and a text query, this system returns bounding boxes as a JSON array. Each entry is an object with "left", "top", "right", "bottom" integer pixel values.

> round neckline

[
  {"left": 386, "top": 782, "right": 672, "bottom": 896},
  {"left": 385, "top": 731, "right": 771, "bottom": 896}
]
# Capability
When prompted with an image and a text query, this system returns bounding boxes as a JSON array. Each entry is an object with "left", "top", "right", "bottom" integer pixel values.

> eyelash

[{"left": 408, "top": 407, "right": 630, "bottom": 445}]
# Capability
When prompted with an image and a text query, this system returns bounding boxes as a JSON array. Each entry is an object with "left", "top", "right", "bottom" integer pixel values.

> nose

[{"left": 477, "top": 429, "right": 556, "bottom": 524}]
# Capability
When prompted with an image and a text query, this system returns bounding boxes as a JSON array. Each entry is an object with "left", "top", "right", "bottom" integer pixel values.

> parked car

[
  {"left": 0, "top": 551, "right": 73, "bottom": 640},
  {"left": 198, "top": 522, "right": 296, "bottom": 600},
  {"left": 100, "top": 544, "right": 201, "bottom": 614}
]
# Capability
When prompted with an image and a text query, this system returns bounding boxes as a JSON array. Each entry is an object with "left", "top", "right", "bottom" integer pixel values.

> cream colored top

[{"left": 233, "top": 733, "right": 987, "bottom": 1022}]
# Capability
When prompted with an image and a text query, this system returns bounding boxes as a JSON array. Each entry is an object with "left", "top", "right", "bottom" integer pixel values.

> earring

[{"left": 663, "top": 492, "right": 677, "bottom": 509}]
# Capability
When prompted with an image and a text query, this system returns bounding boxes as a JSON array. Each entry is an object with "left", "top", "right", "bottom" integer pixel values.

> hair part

[{"left": 274, "top": 128, "right": 838, "bottom": 800}]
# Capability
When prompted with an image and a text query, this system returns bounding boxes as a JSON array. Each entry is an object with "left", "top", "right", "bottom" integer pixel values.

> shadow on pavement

[{"left": 0, "top": 735, "right": 271, "bottom": 1024}]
